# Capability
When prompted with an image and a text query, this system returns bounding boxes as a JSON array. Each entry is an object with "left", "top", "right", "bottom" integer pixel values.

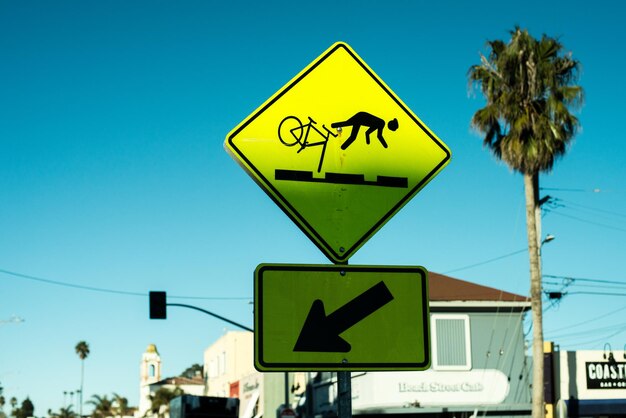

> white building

[
  {"left": 203, "top": 331, "right": 255, "bottom": 397},
  {"left": 139, "top": 344, "right": 163, "bottom": 417},
  {"left": 202, "top": 331, "right": 311, "bottom": 418},
  {"left": 138, "top": 344, "right": 204, "bottom": 418},
  {"left": 552, "top": 349, "right": 626, "bottom": 417}
]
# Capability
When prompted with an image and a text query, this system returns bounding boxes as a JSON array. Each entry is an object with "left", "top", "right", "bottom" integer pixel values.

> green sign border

[{"left": 254, "top": 264, "right": 431, "bottom": 371}]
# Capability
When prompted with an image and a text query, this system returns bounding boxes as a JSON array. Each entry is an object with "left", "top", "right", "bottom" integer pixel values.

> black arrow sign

[{"left": 293, "top": 281, "right": 394, "bottom": 353}]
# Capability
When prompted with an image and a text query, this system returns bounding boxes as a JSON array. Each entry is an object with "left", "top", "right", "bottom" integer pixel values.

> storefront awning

[{"left": 566, "top": 398, "right": 626, "bottom": 416}]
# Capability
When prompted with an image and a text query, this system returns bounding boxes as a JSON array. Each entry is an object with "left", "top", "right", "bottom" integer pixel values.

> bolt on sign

[
  {"left": 225, "top": 42, "right": 451, "bottom": 263},
  {"left": 254, "top": 264, "right": 431, "bottom": 371}
]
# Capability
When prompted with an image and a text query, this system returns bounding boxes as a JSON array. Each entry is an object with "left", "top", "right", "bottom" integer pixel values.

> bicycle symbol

[{"left": 278, "top": 115, "right": 339, "bottom": 173}]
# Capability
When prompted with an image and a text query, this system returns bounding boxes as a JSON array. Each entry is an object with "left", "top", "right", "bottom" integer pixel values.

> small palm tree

[
  {"left": 147, "top": 387, "right": 183, "bottom": 418},
  {"left": 14, "top": 398, "right": 34, "bottom": 418},
  {"left": 112, "top": 394, "right": 131, "bottom": 418},
  {"left": 87, "top": 395, "right": 113, "bottom": 418},
  {"left": 469, "top": 27, "right": 582, "bottom": 418},
  {"left": 51, "top": 406, "right": 78, "bottom": 418},
  {"left": 75, "top": 341, "right": 90, "bottom": 417},
  {"left": 9, "top": 398, "right": 16, "bottom": 415},
  {"left": 0, "top": 395, "right": 6, "bottom": 418}
]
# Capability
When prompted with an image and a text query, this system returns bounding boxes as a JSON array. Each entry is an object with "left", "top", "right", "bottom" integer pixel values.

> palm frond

[{"left": 468, "top": 27, "right": 583, "bottom": 174}]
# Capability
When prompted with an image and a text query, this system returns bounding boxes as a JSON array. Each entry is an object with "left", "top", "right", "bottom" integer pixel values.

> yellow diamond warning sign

[{"left": 225, "top": 42, "right": 451, "bottom": 263}]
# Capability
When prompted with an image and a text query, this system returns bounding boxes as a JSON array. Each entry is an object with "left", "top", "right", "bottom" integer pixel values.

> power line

[
  {"left": 567, "top": 291, "right": 626, "bottom": 297},
  {"left": 540, "top": 187, "right": 605, "bottom": 193},
  {"left": 557, "top": 325, "right": 626, "bottom": 347},
  {"left": 543, "top": 277, "right": 626, "bottom": 291},
  {"left": 443, "top": 248, "right": 527, "bottom": 274},
  {"left": 546, "top": 304, "right": 626, "bottom": 333},
  {"left": 549, "top": 203, "right": 626, "bottom": 225},
  {"left": 541, "top": 196, "right": 626, "bottom": 232},
  {"left": 557, "top": 198, "right": 626, "bottom": 219},
  {"left": 544, "top": 274, "right": 626, "bottom": 286},
  {"left": 0, "top": 268, "right": 251, "bottom": 300},
  {"left": 544, "top": 198, "right": 626, "bottom": 229},
  {"left": 547, "top": 211, "right": 626, "bottom": 232},
  {"left": 0, "top": 268, "right": 146, "bottom": 297},
  {"left": 545, "top": 283, "right": 626, "bottom": 291},
  {"left": 549, "top": 321, "right": 626, "bottom": 340}
]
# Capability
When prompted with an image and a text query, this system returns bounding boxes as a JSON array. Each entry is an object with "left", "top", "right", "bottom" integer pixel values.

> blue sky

[{"left": 1, "top": 0, "right": 625, "bottom": 415}]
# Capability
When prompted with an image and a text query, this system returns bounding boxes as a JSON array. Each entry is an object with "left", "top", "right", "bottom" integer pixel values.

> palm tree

[
  {"left": 75, "top": 341, "right": 90, "bottom": 417},
  {"left": 14, "top": 398, "right": 34, "bottom": 418},
  {"left": 112, "top": 394, "right": 131, "bottom": 418},
  {"left": 147, "top": 387, "right": 183, "bottom": 418},
  {"left": 469, "top": 27, "right": 583, "bottom": 418},
  {"left": 51, "top": 406, "right": 78, "bottom": 418},
  {"left": 87, "top": 395, "right": 113, "bottom": 418}
]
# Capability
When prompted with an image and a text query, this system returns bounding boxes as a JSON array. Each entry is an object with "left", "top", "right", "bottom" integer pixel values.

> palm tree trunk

[
  {"left": 80, "top": 360, "right": 84, "bottom": 418},
  {"left": 524, "top": 172, "right": 544, "bottom": 418}
]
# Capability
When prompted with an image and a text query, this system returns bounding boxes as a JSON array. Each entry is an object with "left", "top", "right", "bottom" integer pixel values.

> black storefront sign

[{"left": 586, "top": 361, "right": 626, "bottom": 389}]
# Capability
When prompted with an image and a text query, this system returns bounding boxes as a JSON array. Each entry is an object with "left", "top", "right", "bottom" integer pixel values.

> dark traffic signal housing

[{"left": 149, "top": 291, "right": 167, "bottom": 319}]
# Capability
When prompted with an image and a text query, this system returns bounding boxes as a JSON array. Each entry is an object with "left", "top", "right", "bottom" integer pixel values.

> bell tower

[{"left": 139, "top": 344, "right": 162, "bottom": 416}]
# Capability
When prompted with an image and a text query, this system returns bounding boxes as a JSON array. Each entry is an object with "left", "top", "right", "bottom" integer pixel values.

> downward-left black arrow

[{"left": 293, "top": 281, "right": 394, "bottom": 353}]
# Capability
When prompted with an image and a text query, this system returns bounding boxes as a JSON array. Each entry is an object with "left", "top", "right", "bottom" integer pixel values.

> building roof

[
  {"left": 429, "top": 272, "right": 529, "bottom": 303},
  {"left": 150, "top": 376, "right": 204, "bottom": 387}
]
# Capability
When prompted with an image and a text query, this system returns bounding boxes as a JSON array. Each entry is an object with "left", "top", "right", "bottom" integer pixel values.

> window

[
  {"left": 431, "top": 314, "right": 472, "bottom": 370},
  {"left": 208, "top": 359, "right": 217, "bottom": 378},
  {"left": 218, "top": 351, "right": 226, "bottom": 375},
  {"left": 149, "top": 364, "right": 155, "bottom": 377}
]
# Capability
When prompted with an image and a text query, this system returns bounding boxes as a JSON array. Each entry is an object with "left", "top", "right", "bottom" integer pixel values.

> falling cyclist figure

[{"left": 331, "top": 111, "right": 399, "bottom": 150}]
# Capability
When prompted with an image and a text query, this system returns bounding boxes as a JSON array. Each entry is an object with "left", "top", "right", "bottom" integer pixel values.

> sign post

[
  {"left": 225, "top": 42, "right": 450, "bottom": 418},
  {"left": 337, "top": 371, "right": 351, "bottom": 418}
]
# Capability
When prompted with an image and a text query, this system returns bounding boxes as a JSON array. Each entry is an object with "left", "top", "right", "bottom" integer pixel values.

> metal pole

[
  {"left": 334, "top": 259, "right": 352, "bottom": 418},
  {"left": 337, "top": 371, "right": 352, "bottom": 418},
  {"left": 166, "top": 303, "right": 253, "bottom": 332},
  {"left": 284, "top": 372, "right": 290, "bottom": 408}
]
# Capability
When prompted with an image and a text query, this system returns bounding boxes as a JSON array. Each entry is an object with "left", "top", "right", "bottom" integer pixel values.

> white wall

[
  {"left": 557, "top": 350, "right": 626, "bottom": 401},
  {"left": 204, "top": 331, "right": 255, "bottom": 397}
]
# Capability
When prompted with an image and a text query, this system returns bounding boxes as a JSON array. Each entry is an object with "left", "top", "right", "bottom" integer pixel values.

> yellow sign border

[{"left": 225, "top": 42, "right": 451, "bottom": 262}]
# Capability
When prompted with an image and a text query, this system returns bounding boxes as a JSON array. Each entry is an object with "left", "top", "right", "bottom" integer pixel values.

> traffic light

[{"left": 150, "top": 291, "right": 167, "bottom": 319}]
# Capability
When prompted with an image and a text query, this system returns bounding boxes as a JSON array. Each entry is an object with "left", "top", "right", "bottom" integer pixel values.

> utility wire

[
  {"left": 558, "top": 325, "right": 626, "bottom": 347},
  {"left": 540, "top": 187, "right": 604, "bottom": 193},
  {"left": 0, "top": 268, "right": 251, "bottom": 300},
  {"left": 548, "top": 204, "right": 626, "bottom": 224},
  {"left": 541, "top": 195, "right": 626, "bottom": 231},
  {"left": 556, "top": 198, "right": 626, "bottom": 219},
  {"left": 443, "top": 248, "right": 527, "bottom": 274},
  {"left": 582, "top": 332, "right": 626, "bottom": 348},
  {"left": 545, "top": 284, "right": 626, "bottom": 292},
  {"left": 549, "top": 321, "right": 626, "bottom": 340},
  {"left": 566, "top": 291, "right": 626, "bottom": 297},
  {"left": 545, "top": 283, "right": 626, "bottom": 291},
  {"left": 0, "top": 268, "right": 145, "bottom": 297},
  {"left": 544, "top": 274, "right": 626, "bottom": 286},
  {"left": 548, "top": 211, "right": 626, "bottom": 232},
  {"left": 546, "top": 304, "right": 626, "bottom": 333}
]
